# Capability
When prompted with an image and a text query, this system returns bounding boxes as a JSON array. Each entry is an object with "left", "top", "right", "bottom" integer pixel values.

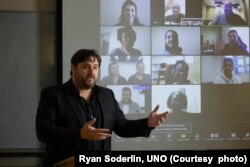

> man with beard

[
  {"left": 171, "top": 60, "right": 197, "bottom": 84},
  {"left": 36, "top": 49, "right": 168, "bottom": 167},
  {"left": 209, "top": 2, "right": 247, "bottom": 25},
  {"left": 213, "top": 57, "right": 242, "bottom": 84},
  {"left": 164, "top": 30, "right": 183, "bottom": 55}
]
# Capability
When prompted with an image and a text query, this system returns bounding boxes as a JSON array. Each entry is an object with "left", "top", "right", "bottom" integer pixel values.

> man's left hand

[{"left": 148, "top": 105, "right": 169, "bottom": 127}]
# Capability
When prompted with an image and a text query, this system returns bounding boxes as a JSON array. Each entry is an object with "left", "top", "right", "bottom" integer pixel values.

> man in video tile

[
  {"left": 213, "top": 57, "right": 242, "bottom": 84},
  {"left": 164, "top": 30, "right": 183, "bottom": 55},
  {"left": 118, "top": 87, "right": 143, "bottom": 114},
  {"left": 209, "top": 2, "right": 247, "bottom": 25},
  {"left": 165, "top": 3, "right": 185, "bottom": 25}
]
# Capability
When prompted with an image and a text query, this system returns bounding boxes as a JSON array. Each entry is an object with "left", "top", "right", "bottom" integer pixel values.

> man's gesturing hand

[
  {"left": 80, "top": 118, "right": 111, "bottom": 140},
  {"left": 148, "top": 105, "right": 169, "bottom": 127}
]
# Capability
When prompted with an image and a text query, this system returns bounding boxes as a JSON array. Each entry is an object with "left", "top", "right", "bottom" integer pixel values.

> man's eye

[{"left": 82, "top": 66, "right": 88, "bottom": 69}]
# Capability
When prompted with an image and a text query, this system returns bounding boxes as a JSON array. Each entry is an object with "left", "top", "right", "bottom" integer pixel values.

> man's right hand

[{"left": 80, "top": 118, "right": 111, "bottom": 140}]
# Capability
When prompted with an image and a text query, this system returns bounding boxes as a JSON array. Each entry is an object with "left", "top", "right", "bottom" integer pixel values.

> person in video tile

[
  {"left": 101, "top": 62, "right": 127, "bottom": 86},
  {"left": 116, "top": 0, "right": 143, "bottom": 26},
  {"left": 166, "top": 90, "right": 194, "bottom": 123},
  {"left": 172, "top": 60, "right": 197, "bottom": 84},
  {"left": 128, "top": 62, "right": 151, "bottom": 84},
  {"left": 165, "top": 3, "right": 185, "bottom": 25},
  {"left": 167, "top": 90, "right": 190, "bottom": 115},
  {"left": 209, "top": 2, "right": 247, "bottom": 25},
  {"left": 164, "top": 30, "right": 182, "bottom": 55},
  {"left": 221, "top": 29, "right": 249, "bottom": 55},
  {"left": 118, "top": 87, "right": 143, "bottom": 114},
  {"left": 110, "top": 26, "right": 142, "bottom": 62},
  {"left": 213, "top": 57, "right": 242, "bottom": 84}
]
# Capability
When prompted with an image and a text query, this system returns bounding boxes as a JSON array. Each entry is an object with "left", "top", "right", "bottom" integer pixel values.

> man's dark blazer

[{"left": 36, "top": 79, "right": 152, "bottom": 166}]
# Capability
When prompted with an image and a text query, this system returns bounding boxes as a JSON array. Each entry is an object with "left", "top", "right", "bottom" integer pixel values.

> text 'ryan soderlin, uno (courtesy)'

[{"left": 78, "top": 154, "right": 247, "bottom": 165}]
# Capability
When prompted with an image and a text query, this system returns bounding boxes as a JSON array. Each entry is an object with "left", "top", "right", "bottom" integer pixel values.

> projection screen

[{"left": 60, "top": 0, "right": 250, "bottom": 150}]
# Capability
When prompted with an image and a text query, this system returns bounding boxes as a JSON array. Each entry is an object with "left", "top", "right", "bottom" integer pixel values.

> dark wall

[{"left": 0, "top": 12, "right": 56, "bottom": 150}]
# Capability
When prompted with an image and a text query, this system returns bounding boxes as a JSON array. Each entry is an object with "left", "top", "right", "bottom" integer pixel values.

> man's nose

[{"left": 89, "top": 68, "right": 94, "bottom": 75}]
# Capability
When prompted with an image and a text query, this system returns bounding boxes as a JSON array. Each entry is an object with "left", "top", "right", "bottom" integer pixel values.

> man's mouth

[{"left": 88, "top": 77, "right": 95, "bottom": 81}]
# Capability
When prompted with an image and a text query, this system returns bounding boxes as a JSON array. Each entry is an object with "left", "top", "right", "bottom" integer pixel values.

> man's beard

[
  {"left": 80, "top": 81, "right": 95, "bottom": 89},
  {"left": 78, "top": 76, "right": 96, "bottom": 89},
  {"left": 166, "top": 42, "right": 178, "bottom": 49}
]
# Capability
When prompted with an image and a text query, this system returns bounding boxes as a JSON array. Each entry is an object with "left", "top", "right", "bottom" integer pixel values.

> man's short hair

[
  {"left": 223, "top": 57, "right": 234, "bottom": 66},
  {"left": 70, "top": 49, "right": 102, "bottom": 75},
  {"left": 122, "top": 87, "right": 131, "bottom": 94},
  {"left": 71, "top": 49, "right": 102, "bottom": 67}
]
